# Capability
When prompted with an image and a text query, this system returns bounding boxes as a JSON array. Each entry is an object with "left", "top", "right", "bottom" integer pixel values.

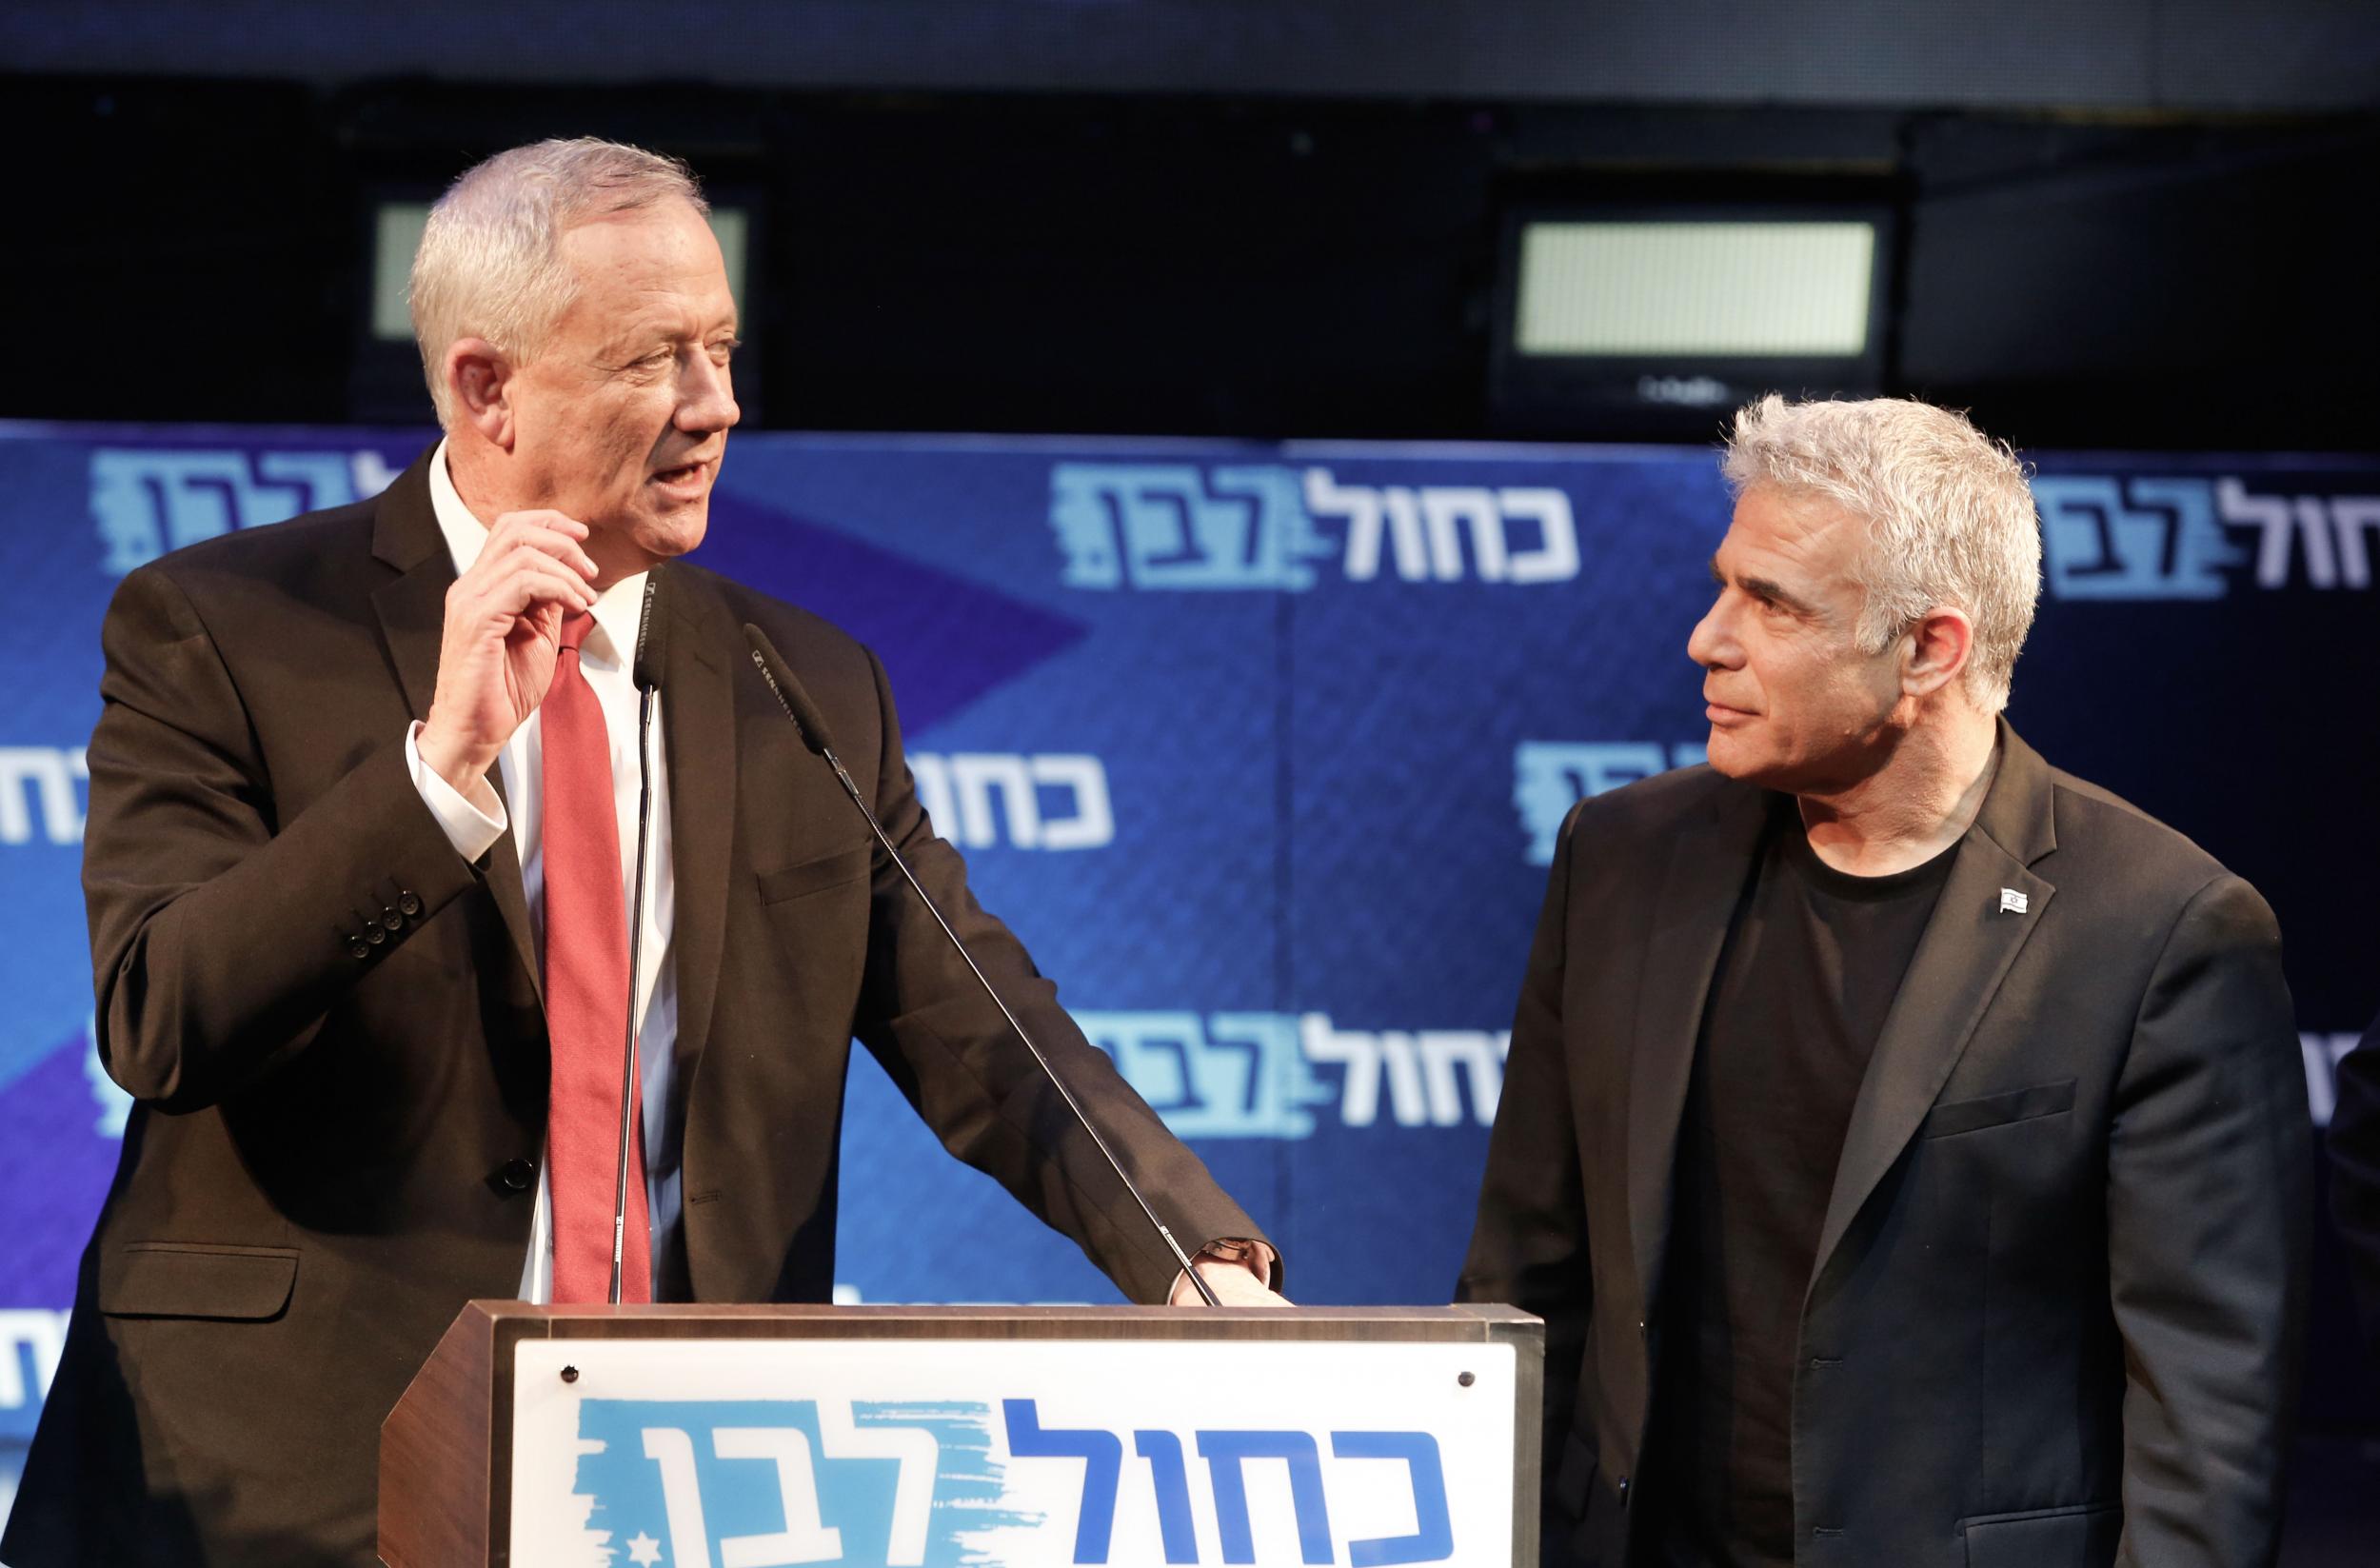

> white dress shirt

[{"left": 403, "top": 441, "right": 682, "bottom": 1301}]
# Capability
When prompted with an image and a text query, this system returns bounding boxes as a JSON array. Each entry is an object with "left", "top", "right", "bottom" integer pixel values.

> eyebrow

[
  {"left": 599, "top": 317, "right": 742, "bottom": 356},
  {"left": 1708, "top": 554, "right": 1821, "bottom": 618}
]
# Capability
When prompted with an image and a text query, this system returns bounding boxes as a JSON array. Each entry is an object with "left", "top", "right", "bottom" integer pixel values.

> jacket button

[
  {"left": 499, "top": 1158, "right": 535, "bottom": 1191},
  {"left": 399, "top": 891, "right": 423, "bottom": 916},
  {"left": 366, "top": 924, "right": 387, "bottom": 945},
  {"left": 347, "top": 938, "right": 370, "bottom": 960},
  {"left": 382, "top": 906, "right": 404, "bottom": 932}
]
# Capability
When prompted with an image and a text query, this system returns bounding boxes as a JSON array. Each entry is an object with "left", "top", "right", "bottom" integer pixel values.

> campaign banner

[
  {"left": 506, "top": 1334, "right": 1518, "bottom": 1567},
  {"left": 1, "top": 424, "right": 2373, "bottom": 1520}
]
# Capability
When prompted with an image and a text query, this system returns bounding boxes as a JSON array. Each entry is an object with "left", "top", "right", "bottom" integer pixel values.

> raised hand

[{"left": 417, "top": 510, "right": 602, "bottom": 797}]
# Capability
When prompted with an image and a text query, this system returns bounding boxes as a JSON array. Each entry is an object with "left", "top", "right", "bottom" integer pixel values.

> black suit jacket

[
  {"left": 4, "top": 451, "right": 1267, "bottom": 1567},
  {"left": 1458, "top": 725, "right": 2309, "bottom": 1568},
  {"left": 2328, "top": 1010, "right": 2380, "bottom": 1358}
]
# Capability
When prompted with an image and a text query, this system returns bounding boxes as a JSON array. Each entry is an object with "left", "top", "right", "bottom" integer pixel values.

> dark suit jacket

[
  {"left": 1458, "top": 725, "right": 2310, "bottom": 1568},
  {"left": 2328, "top": 1011, "right": 2380, "bottom": 1358},
  {"left": 4, "top": 451, "right": 1266, "bottom": 1568}
]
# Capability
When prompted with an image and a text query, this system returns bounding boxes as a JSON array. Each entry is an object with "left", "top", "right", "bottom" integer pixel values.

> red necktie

[{"left": 541, "top": 609, "right": 652, "bottom": 1303}]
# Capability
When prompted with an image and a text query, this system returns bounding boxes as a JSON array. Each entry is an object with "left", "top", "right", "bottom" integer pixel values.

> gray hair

[
  {"left": 1720, "top": 394, "right": 2041, "bottom": 713},
  {"left": 407, "top": 137, "right": 708, "bottom": 427}
]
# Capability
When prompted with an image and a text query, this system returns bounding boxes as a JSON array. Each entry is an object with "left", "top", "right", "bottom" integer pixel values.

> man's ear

[
  {"left": 443, "top": 338, "right": 516, "bottom": 450},
  {"left": 1901, "top": 605, "right": 1974, "bottom": 700}
]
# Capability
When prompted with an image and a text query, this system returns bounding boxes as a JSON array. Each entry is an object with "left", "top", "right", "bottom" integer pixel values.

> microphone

[
  {"left": 748, "top": 638, "right": 838, "bottom": 758},
  {"left": 633, "top": 567, "right": 669, "bottom": 695},
  {"left": 740, "top": 622, "right": 1224, "bottom": 1307},
  {"left": 610, "top": 567, "right": 667, "bottom": 1304}
]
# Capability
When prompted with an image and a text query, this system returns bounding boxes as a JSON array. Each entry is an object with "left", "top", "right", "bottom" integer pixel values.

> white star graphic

[{"left": 625, "top": 1531, "right": 664, "bottom": 1567}]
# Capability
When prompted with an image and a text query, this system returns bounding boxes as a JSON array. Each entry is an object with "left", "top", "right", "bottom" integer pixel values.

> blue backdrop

[{"left": 2, "top": 424, "right": 2373, "bottom": 1519}]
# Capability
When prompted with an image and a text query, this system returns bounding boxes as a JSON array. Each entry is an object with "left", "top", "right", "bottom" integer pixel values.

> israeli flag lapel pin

[{"left": 1998, "top": 887, "right": 2030, "bottom": 915}]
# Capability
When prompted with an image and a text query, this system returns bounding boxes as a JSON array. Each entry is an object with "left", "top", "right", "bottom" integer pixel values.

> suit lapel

[
  {"left": 367, "top": 447, "right": 544, "bottom": 1007},
  {"left": 1807, "top": 724, "right": 2059, "bottom": 1290},
  {"left": 367, "top": 500, "right": 447, "bottom": 730},
  {"left": 1628, "top": 783, "right": 1771, "bottom": 1318},
  {"left": 663, "top": 578, "right": 737, "bottom": 1101}
]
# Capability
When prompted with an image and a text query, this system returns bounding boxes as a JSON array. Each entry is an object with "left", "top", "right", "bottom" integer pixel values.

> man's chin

[
  {"left": 630, "top": 499, "right": 710, "bottom": 563},
  {"left": 1703, "top": 731, "right": 1782, "bottom": 786}
]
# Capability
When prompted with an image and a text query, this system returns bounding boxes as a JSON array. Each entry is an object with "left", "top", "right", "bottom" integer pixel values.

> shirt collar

[{"left": 427, "top": 437, "right": 650, "bottom": 670}]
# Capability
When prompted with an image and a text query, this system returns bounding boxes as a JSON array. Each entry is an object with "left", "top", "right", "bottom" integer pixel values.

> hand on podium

[{"left": 1170, "top": 1240, "right": 1291, "bottom": 1306}]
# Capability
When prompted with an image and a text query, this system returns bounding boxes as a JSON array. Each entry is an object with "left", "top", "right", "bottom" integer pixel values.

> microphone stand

[
  {"left": 609, "top": 575, "right": 665, "bottom": 1305},
  {"left": 742, "top": 622, "right": 1222, "bottom": 1307}
]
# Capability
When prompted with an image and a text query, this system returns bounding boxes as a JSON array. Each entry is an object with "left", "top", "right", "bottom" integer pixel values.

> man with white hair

[
  {"left": 1460, "top": 395, "right": 2309, "bottom": 1567},
  {"left": 6, "top": 138, "right": 1279, "bottom": 1568}
]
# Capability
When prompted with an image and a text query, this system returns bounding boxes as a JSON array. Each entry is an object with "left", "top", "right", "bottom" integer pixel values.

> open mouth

[{"left": 651, "top": 459, "right": 707, "bottom": 486}]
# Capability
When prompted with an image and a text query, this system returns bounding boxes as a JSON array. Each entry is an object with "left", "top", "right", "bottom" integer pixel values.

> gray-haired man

[
  {"left": 1460, "top": 396, "right": 2309, "bottom": 1567},
  {"left": 7, "top": 138, "right": 1279, "bottom": 1568}
]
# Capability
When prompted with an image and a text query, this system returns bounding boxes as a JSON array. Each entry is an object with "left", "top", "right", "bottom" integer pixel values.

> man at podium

[{"left": 5, "top": 137, "right": 1280, "bottom": 1568}]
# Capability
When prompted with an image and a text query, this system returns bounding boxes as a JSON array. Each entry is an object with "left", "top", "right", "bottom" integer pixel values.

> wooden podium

[{"left": 382, "top": 1301, "right": 1541, "bottom": 1567}]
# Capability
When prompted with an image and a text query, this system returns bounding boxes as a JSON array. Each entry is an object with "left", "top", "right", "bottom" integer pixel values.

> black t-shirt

[{"left": 1641, "top": 799, "right": 1958, "bottom": 1567}]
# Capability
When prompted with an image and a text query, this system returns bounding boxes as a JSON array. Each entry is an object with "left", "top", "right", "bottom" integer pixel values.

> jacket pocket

[
  {"left": 757, "top": 844, "right": 872, "bottom": 905},
  {"left": 1923, "top": 1079, "right": 2077, "bottom": 1140},
  {"left": 1960, "top": 1502, "right": 2120, "bottom": 1566},
  {"left": 99, "top": 1241, "right": 299, "bottom": 1320}
]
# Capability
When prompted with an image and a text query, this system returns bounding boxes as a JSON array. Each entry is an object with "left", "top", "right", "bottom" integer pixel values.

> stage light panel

[
  {"left": 1514, "top": 220, "right": 1876, "bottom": 358},
  {"left": 368, "top": 203, "right": 750, "bottom": 343}
]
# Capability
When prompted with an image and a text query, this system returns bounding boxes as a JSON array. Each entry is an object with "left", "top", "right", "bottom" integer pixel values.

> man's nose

[
  {"left": 679, "top": 356, "right": 741, "bottom": 433},
  {"left": 1687, "top": 596, "right": 1737, "bottom": 669}
]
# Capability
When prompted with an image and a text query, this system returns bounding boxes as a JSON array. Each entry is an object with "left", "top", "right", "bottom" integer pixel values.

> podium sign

[{"left": 383, "top": 1303, "right": 1541, "bottom": 1568}]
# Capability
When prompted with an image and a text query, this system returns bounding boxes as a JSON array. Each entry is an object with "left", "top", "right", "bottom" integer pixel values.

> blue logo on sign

[
  {"left": 1002, "top": 1399, "right": 1452, "bottom": 1566},
  {"left": 568, "top": 1397, "right": 1458, "bottom": 1565},
  {"left": 573, "top": 1399, "right": 1026, "bottom": 1567},
  {"left": 2034, "top": 474, "right": 2380, "bottom": 598},
  {"left": 1514, "top": 742, "right": 1707, "bottom": 864},
  {"left": 2033, "top": 477, "right": 2246, "bottom": 601},
  {"left": 1080, "top": 1011, "right": 1508, "bottom": 1136},
  {"left": 1078, "top": 1011, "right": 1336, "bottom": 1139},
  {"left": 1051, "top": 465, "right": 1333, "bottom": 590},
  {"left": 89, "top": 448, "right": 391, "bottom": 576},
  {"left": 1050, "top": 464, "right": 1585, "bottom": 590}
]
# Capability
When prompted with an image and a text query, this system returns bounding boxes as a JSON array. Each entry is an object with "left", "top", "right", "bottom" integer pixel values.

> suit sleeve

[
  {"left": 1457, "top": 800, "right": 1594, "bottom": 1479},
  {"left": 2328, "top": 1011, "right": 2380, "bottom": 1359},
  {"left": 2107, "top": 873, "right": 2311, "bottom": 1568},
  {"left": 83, "top": 565, "right": 482, "bottom": 1111},
  {"left": 844, "top": 648, "right": 1270, "bottom": 1303}
]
